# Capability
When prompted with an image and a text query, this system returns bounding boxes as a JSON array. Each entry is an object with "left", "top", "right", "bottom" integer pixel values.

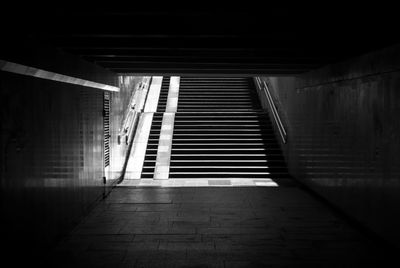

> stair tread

[
  {"left": 168, "top": 172, "right": 288, "bottom": 175},
  {"left": 170, "top": 166, "right": 284, "bottom": 169}
]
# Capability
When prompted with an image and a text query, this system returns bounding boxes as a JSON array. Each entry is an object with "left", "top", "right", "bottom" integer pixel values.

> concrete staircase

[
  {"left": 136, "top": 76, "right": 290, "bottom": 182},
  {"left": 170, "top": 77, "right": 289, "bottom": 180},
  {"left": 141, "top": 77, "right": 170, "bottom": 178}
]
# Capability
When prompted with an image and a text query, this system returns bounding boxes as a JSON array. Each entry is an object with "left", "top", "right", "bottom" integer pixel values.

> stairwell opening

[{"left": 116, "top": 75, "right": 293, "bottom": 188}]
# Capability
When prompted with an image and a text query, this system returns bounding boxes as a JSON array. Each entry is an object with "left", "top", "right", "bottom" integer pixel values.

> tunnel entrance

[{"left": 117, "top": 76, "right": 293, "bottom": 188}]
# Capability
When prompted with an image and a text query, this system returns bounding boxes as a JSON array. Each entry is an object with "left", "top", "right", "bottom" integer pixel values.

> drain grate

[{"left": 208, "top": 180, "right": 231, "bottom": 186}]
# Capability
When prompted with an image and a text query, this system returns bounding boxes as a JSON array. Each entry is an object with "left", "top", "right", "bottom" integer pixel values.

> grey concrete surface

[
  {"left": 260, "top": 43, "right": 400, "bottom": 247},
  {"left": 50, "top": 186, "right": 395, "bottom": 267},
  {"left": 0, "top": 71, "right": 104, "bottom": 259}
]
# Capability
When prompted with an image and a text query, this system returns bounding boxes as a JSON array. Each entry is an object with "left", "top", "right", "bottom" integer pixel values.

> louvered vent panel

[{"left": 104, "top": 92, "right": 111, "bottom": 167}]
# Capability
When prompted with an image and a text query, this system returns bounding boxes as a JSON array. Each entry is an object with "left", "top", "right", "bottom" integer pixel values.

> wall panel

[
  {"left": 0, "top": 71, "right": 105, "bottom": 262},
  {"left": 260, "top": 44, "right": 400, "bottom": 246}
]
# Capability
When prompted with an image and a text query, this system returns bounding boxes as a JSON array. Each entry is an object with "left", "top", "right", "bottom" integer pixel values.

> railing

[
  {"left": 118, "top": 78, "right": 151, "bottom": 145},
  {"left": 255, "top": 77, "right": 287, "bottom": 144},
  {"left": 125, "top": 112, "right": 141, "bottom": 145}
]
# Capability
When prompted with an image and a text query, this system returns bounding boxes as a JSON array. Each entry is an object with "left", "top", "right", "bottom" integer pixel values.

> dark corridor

[{"left": 1, "top": 4, "right": 400, "bottom": 267}]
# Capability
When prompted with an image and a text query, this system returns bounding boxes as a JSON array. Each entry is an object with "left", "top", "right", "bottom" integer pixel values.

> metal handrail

[
  {"left": 118, "top": 77, "right": 152, "bottom": 145},
  {"left": 126, "top": 112, "right": 141, "bottom": 145},
  {"left": 255, "top": 77, "right": 287, "bottom": 144}
]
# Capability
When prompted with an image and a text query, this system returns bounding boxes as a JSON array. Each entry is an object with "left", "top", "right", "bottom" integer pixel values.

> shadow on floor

[{"left": 44, "top": 185, "right": 396, "bottom": 267}]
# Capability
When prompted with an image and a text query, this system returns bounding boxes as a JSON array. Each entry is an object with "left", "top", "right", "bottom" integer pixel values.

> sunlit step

[
  {"left": 173, "top": 125, "right": 272, "bottom": 129},
  {"left": 143, "top": 159, "right": 286, "bottom": 165},
  {"left": 180, "top": 81, "right": 248, "bottom": 83},
  {"left": 177, "top": 93, "right": 252, "bottom": 96},
  {"left": 173, "top": 128, "right": 269, "bottom": 131},
  {"left": 169, "top": 172, "right": 272, "bottom": 175},
  {"left": 173, "top": 120, "right": 265, "bottom": 123},
  {"left": 177, "top": 98, "right": 253, "bottom": 101},
  {"left": 170, "top": 169, "right": 288, "bottom": 173},
  {"left": 172, "top": 134, "right": 271, "bottom": 136},
  {"left": 174, "top": 111, "right": 267, "bottom": 114},
  {"left": 171, "top": 138, "right": 276, "bottom": 142},
  {"left": 179, "top": 87, "right": 250, "bottom": 89},
  {"left": 177, "top": 107, "right": 255, "bottom": 109},
  {"left": 172, "top": 145, "right": 280, "bottom": 149},
  {"left": 172, "top": 159, "right": 270, "bottom": 163},
  {"left": 177, "top": 99, "right": 254, "bottom": 101},
  {"left": 175, "top": 113, "right": 267, "bottom": 115},
  {"left": 177, "top": 102, "right": 254, "bottom": 105},
  {"left": 177, "top": 103, "right": 255, "bottom": 105},
  {"left": 152, "top": 143, "right": 280, "bottom": 147},
  {"left": 178, "top": 110, "right": 262, "bottom": 112},
  {"left": 172, "top": 135, "right": 275, "bottom": 139},
  {"left": 170, "top": 153, "right": 270, "bottom": 156},
  {"left": 172, "top": 143, "right": 265, "bottom": 146},
  {"left": 169, "top": 173, "right": 290, "bottom": 178},
  {"left": 170, "top": 155, "right": 284, "bottom": 160},
  {"left": 172, "top": 148, "right": 274, "bottom": 151},
  {"left": 143, "top": 159, "right": 283, "bottom": 163},
  {"left": 180, "top": 77, "right": 246, "bottom": 79},
  {"left": 174, "top": 117, "right": 267, "bottom": 121},
  {"left": 170, "top": 166, "right": 280, "bottom": 169}
]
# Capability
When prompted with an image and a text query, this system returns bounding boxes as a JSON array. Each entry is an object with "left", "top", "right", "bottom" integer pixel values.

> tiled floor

[{"left": 50, "top": 186, "right": 396, "bottom": 267}]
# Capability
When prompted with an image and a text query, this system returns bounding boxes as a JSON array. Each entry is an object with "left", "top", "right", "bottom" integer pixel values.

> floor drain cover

[{"left": 208, "top": 180, "right": 231, "bottom": 186}]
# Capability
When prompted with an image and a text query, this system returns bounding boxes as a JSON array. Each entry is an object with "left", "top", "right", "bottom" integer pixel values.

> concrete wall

[
  {"left": 0, "top": 68, "right": 119, "bottom": 263},
  {"left": 260, "top": 44, "right": 400, "bottom": 247}
]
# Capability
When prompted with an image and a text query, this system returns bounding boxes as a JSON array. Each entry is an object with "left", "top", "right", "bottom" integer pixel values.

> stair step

[
  {"left": 173, "top": 125, "right": 273, "bottom": 129},
  {"left": 171, "top": 138, "right": 276, "bottom": 141},
  {"left": 169, "top": 173, "right": 290, "bottom": 178},
  {"left": 173, "top": 133, "right": 276, "bottom": 137},
  {"left": 172, "top": 143, "right": 265, "bottom": 146},
  {"left": 171, "top": 154, "right": 284, "bottom": 159},
  {"left": 174, "top": 121, "right": 270, "bottom": 123},
  {"left": 170, "top": 156, "right": 284, "bottom": 160},
  {"left": 172, "top": 134, "right": 275, "bottom": 137},
  {"left": 172, "top": 145, "right": 281, "bottom": 149},
  {"left": 173, "top": 127, "right": 272, "bottom": 131},
  {"left": 170, "top": 160, "right": 286, "bottom": 165},
  {"left": 170, "top": 167, "right": 287, "bottom": 171},
  {"left": 171, "top": 148, "right": 279, "bottom": 151}
]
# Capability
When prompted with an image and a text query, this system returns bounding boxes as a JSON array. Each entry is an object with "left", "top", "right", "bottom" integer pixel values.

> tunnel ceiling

[{"left": 2, "top": 4, "right": 399, "bottom": 75}]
